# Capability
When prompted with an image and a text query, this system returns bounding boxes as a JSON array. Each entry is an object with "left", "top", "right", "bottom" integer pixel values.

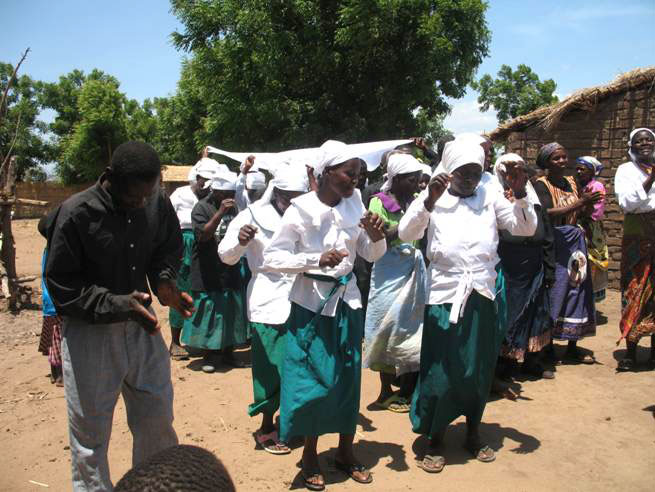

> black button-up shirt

[{"left": 45, "top": 177, "right": 182, "bottom": 324}]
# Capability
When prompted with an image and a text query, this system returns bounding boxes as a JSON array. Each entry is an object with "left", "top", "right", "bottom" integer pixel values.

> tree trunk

[{"left": 0, "top": 156, "right": 18, "bottom": 308}]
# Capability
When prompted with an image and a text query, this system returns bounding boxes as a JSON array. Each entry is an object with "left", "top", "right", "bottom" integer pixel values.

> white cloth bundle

[{"left": 207, "top": 138, "right": 412, "bottom": 175}]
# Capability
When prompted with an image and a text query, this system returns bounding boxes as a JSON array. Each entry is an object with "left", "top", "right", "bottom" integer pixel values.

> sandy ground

[{"left": 1, "top": 219, "right": 654, "bottom": 491}]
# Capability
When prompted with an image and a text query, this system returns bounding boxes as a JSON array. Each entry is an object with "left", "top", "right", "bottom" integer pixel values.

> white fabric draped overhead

[{"left": 206, "top": 138, "right": 411, "bottom": 173}]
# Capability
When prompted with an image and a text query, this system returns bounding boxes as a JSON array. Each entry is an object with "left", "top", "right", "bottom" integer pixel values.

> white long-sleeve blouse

[
  {"left": 614, "top": 161, "right": 655, "bottom": 214},
  {"left": 262, "top": 190, "right": 386, "bottom": 317},
  {"left": 398, "top": 183, "right": 537, "bottom": 323},
  {"left": 218, "top": 202, "right": 295, "bottom": 325}
]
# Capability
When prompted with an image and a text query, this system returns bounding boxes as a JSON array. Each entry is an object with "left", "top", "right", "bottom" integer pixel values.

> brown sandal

[{"left": 416, "top": 454, "right": 445, "bottom": 473}]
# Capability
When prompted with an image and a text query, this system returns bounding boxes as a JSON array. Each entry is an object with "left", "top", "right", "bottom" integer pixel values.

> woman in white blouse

[
  {"left": 398, "top": 139, "right": 537, "bottom": 473},
  {"left": 614, "top": 127, "right": 655, "bottom": 371},
  {"left": 262, "top": 141, "right": 386, "bottom": 490},
  {"left": 218, "top": 166, "right": 308, "bottom": 455}
]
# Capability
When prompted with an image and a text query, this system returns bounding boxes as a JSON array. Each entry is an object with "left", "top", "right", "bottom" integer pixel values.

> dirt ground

[{"left": 1, "top": 218, "right": 653, "bottom": 491}]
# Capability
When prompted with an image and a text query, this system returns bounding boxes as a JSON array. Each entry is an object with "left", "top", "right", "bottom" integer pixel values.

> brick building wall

[
  {"left": 14, "top": 182, "right": 92, "bottom": 219},
  {"left": 500, "top": 86, "right": 655, "bottom": 289},
  {"left": 14, "top": 181, "right": 188, "bottom": 219}
]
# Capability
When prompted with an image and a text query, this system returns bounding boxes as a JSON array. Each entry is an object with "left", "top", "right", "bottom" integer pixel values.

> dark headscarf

[{"left": 536, "top": 142, "right": 564, "bottom": 170}]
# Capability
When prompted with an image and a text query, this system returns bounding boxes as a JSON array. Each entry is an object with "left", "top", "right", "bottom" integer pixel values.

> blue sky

[{"left": 2, "top": 0, "right": 655, "bottom": 137}]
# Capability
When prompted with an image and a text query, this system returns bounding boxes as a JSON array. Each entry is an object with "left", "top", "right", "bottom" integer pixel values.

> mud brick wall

[
  {"left": 502, "top": 86, "right": 655, "bottom": 290},
  {"left": 14, "top": 181, "right": 187, "bottom": 219},
  {"left": 14, "top": 182, "right": 92, "bottom": 219}
]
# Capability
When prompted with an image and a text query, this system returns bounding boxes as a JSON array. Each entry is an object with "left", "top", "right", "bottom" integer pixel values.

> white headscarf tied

[
  {"left": 210, "top": 170, "right": 238, "bottom": 191},
  {"left": 381, "top": 153, "right": 425, "bottom": 192},
  {"left": 628, "top": 127, "right": 655, "bottom": 163},
  {"left": 494, "top": 153, "right": 541, "bottom": 205},
  {"left": 188, "top": 160, "right": 217, "bottom": 188},
  {"left": 258, "top": 165, "right": 309, "bottom": 206},
  {"left": 312, "top": 140, "right": 359, "bottom": 177},
  {"left": 245, "top": 171, "right": 267, "bottom": 190},
  {"left": 440, "top": 140, "right": 485, "bottom": 174},
  {"left": 418, "top": 163, "right": 432, "bottom": 177}
]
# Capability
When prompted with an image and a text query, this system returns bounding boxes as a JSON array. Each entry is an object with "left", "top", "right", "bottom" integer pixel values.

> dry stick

[
  {"left": 1, "top": 110, "right": 22, "bottom": 172},
  {"left": 0, "top": 48, "right": 30, "bottom": 124}
]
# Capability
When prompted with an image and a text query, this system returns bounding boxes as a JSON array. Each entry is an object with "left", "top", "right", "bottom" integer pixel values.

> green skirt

[
  {"left": 280, "top": 302, "right": 363, "bottom": 441},
  {"left": 169, "top": 230, "right": 194, "bottom": 331},
  {"left": 410, "top": 291, "right": 504, "bottom": 438},
  {"left": 181, "top": 289, "right": 249, "bottom": 350},
  {"left": 248, "top": 322, "right": 287, "bottom": 417}
]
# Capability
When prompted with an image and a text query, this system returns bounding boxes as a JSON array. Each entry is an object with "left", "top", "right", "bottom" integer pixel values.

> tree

[
  {"left": 169, "top": 0, "right": 490, "bottom": 150},
  {"left": 56, "top": 78, "right": 128, "bottom": 184},
  {"left": 471, "top": 64, "right": 558, "bottom": 124},
  {"left": 0, "top": 60, "right": 50, "bottom": 181},
  {"left": 41, "top": 69, "right": 135, "bottom": 183}
]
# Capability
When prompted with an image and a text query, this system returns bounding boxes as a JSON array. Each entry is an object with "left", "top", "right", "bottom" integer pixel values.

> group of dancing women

[{"left": 40, "top": 126, "right": 653, "bottom": 490}]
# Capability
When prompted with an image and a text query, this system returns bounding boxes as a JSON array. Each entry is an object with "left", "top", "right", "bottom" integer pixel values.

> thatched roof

[
  {"left": 489, "top": 66, "right": 655, "bottom": 141},
  {"left": 162, "top": 165, "right": 192, "bottom": 183}
]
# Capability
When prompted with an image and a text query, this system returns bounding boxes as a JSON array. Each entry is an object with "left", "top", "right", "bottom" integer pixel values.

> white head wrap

[
  {"left": 454, "top": 132, "right": 488, "bottom": 146},
  {"left": 245, "top": 171, "right": 267, "bottom": 190},
  {"left": 418, "top": 163, "right": 432, "bottom": 177},
  {"left": 494, "top": 153, "right": 541, "bottom": 205},
  {"left": 312, "top": 140, "right": 360, "bottom": 177},
  {"left": 188, "top": 160, "right": 216, "bottom": 188},
  {"left": 628, "top": 127, "right": 655, "bottom": 163},
  {"left": 380, "top": 153, "right": 425, "bottom": 192},
  {"left": 440, "top": 140, "right": 485, "bottom": 174},
  {"left": 210, "top": 170, "right": 238, "bottom": 191},
  {"left": 258, "top": 165, "right": 309, "bottom": 206}
]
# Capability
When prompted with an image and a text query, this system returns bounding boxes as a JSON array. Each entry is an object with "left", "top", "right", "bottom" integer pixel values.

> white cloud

[{"left": 443, "top": 99, "right": 498, "bottom": 135}]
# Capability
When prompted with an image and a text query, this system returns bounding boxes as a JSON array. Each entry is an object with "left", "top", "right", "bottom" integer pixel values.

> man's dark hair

[
  {"left": 110, "top": 141, "right": 161, "bottom": 183},
  {"left": 114, "top": 445, "right": 236, "bottom": 492}
]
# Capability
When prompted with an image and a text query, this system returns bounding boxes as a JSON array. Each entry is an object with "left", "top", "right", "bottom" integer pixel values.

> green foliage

[
  {"left": 23, "top": 166, "right": 47, "bottom": 182},
  {"left": 41, "top": 69, "right": 178, "bottom": 183},
  {"left": 169, "top": 0, "right": 490, "bottom": 151},
  {"left": 471, "top": 64, "right": 558, "bottom": 124},
  {"left": 48, "top": 75, "right": 128, "bottom": 184},
  {"left": 0, "top": 62, "right": 50, "bottom": 181}
]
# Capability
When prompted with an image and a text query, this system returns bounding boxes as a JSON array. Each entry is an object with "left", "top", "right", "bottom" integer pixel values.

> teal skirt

[
  {"left": 248, "top": 322, "right": 287, "bottom": 417},
  {"left": 181, "top": 289, "right": 249, "bottom": 350},
  {"left": 169, "top": 230, "right": 194, "bottom": 331},
  {"left": 410, "top": 291, "right": 504, "bottom": 438},
  {"left": 280, "top": 302, "right": 363, "bottom": 441}
]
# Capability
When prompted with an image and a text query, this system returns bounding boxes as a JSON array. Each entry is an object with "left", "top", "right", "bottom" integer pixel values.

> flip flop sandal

[
  {"left": 564, "top": 350, "right": 595, "bottom": 364},
  {"left": 416, "top": 454, "right": 445, "bottom": 473},
  {"left": 169, "top": 343, "right": 189, "bottom": 361},
  {"left": 333, "top": 460, "right": 373, "bottom": 484},
  {"left": 374, "top": 393, "right": 410, "bottom": 413},
  {"left": 465, "top": 442, "right": 496, "bottom": 463},
  {"left": 297, "top": 460, "right": 325, "bottom": 491},
  {"left": 254, "top": 430, "right": 291, "bottom": 455}
]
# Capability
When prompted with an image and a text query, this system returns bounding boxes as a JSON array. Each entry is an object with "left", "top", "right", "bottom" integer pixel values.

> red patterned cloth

[
  {"left": 39, "top": 315, "right": 63, "bottom": 367},
  {"left": 48, "top": 317, "right": 62, "bottom": 367},
  {"left": 620, "top": 213, "right": 655, "bottom": 343}
]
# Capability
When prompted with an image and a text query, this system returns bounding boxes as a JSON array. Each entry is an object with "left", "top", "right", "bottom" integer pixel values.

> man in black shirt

[{"left": 46, "top": 141, "right": 194, "bottom": 490}]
